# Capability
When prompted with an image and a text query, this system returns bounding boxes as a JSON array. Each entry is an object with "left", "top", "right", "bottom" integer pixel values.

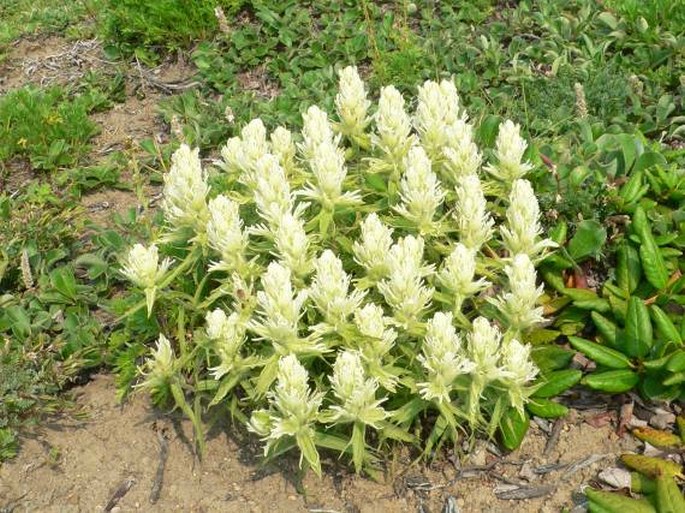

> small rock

[
  {"left": 519, "top": 462, "right": 536, "bottom": 482},
  {"left": 533, "top": 417, "right": 551, "bottom": 433},
  {"left": 598, "top": 467, "right": 631, "bottom": 489},
  {"left": 468, "top": 445, "right": 487, "bottom": 467},
  {"left": 649, "top": 410, "right": 676, "bottom": 430},
  {"left": 643, "top": 442, "right": 667, "bottom": 457},
  {"left": 628, "top": 416, "right": 648, "bottom": 429}
]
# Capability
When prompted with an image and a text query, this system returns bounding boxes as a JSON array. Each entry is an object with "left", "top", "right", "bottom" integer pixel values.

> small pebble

[
  {"left": 519, "top": 462, "right": 536, "bottom": 482},
  {"left": 628, "top": 416, "right": 648, "bottom": 428},
  {"left": 649, "top": 410, "right": 675, "bottom": 430},
  {"left": 598, "top": 467, "right": 631, "bottom": 489}
]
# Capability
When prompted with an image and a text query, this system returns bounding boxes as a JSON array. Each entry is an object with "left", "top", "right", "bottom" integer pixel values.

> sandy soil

[{"left": 0, "top": 375, "right": 638, "bottom": 513}]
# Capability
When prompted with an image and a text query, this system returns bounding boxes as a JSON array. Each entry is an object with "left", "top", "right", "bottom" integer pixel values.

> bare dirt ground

[{"left": 0, "top": 375, "right": 638, "bottom": 513}]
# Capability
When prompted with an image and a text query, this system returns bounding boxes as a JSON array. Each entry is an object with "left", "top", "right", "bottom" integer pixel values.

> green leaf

[
  {"left": 499, "top": 408, "right": 529, "bottom": 451},
  {"left": 364, "top": 172, "right": 387, "bottom": 192},
  {"left": 255, "top": 356, "right": 280, "bottom": 398},
  {"left": 616, "top": 243, "right": 641, "bottom": 294},
  {"left": 591, "top": 311, "right": 618, "bottom": 347},
  {"left": 568, "top": 336, "right": 634, "bottom": 369},
  {"left": 563, "top": 288, "right": 602, "bottom": 302},
  {"left": 50, "top": 266, "right": 78, "bottom": 302},
  {"left": 377, "top": 421, "right": 416, "bottom": 443},
  {"left": 549, "top": 222, "right": 568, "bottom": 245},
  {"left": 597, "top": 12, "right": 619, "bottom": 30},
  {"left": 633, "top": 151, "right": 668, "bottom": 173},
  {"left": 663, "top": 372, "right": 685, "bottom": 386},
  {"left": 651, "top": 305, "right": 682, "bottom": 346},
  {"left": 631, "top": 472, "right": 657, "bottom": 494},
  {"left": 643, "top": 354, "right": 671, "bottom": 370},
  {"left": 639, "top": 375, "right": 681, "bottom": 401},
  {"left": 582, "top": 369, "right": 640, "bottom": 393},
  {"left": 524, "top": 328, "right": 561, "bottom": 345},
  {"left": 351, "top": 422, "right": 365, "bottom": 474},
  {"left": 666, "top": 350, "right": 685, "bottom": 372},
  {"left": 74, "top": 253, "right": 109, "bottom": 280},
  {"left": 530, "top": 346, "right": 575, "bottom": 373},
  {"left": 619, "top": 170, "right": 645, "bottom": 204},
  {"left": 296, "top": 431, "right": 321, "bottom": 477},
  {"left": 208, "top": 371, "right": 244, "bottom": 407},
  {"left": 532, "top": 369, "right": 583, "bottom": 398},
  {"left": 585, "top": 488, "right": 656, "bottom": 513},
  {"left": 526, "top": 398, "right": 569, "bottom": 419},
  {"left": 632, "top": 427, "right": 682, "bottom": 448},
  {"left": 624, "top": 296, "right": 652, "bottom": 359},
  {"left": 633, "top": 207, "right": 669, "bottom": 290},
  {"left": 656, "top": 475, "right": 685, "bottom": 513},
  {"left": 567, "top": 220, "right": 607, "bottom": 261},
  {"left": 5, "top": 305, "right": 31, "bottom": 339},
  {"left": 621, "top": 453, "right": 683, "bottom": 479},
  {"left": 478, "top": 114, "right": 502, "bottom": 147}
]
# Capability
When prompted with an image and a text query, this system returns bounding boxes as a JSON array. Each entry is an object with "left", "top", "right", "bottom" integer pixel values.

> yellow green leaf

[
  {"left": 620, "top": 453, "right": 683, "bottom": 479},
  {"left": 632, "top": 427, "right": 682, "bottom": 448}
]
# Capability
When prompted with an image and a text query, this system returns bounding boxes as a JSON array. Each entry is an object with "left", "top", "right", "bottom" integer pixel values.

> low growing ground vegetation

[{"left": 0, "top": 0, "right": 683, "bottom": 508}]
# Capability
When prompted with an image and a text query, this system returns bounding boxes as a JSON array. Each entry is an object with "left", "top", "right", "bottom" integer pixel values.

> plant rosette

[{"left": 118, "top": 66, "right": 562, "bottom": 475}]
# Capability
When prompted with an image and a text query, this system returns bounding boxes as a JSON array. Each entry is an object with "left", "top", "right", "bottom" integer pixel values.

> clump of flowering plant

[{"left": 118, "top": 66, "right": 559, "bottom": 476}]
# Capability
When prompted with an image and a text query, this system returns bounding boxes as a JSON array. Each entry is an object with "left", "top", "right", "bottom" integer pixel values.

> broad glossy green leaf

[
  {"left": 533, "top": 369, "right": 583, "bottom": 398},
  {"left": 616, "top": 242, "right": 641, "bottom": 294},
  {"left": 624, "top": 296, "right": 652, "bottom": 359},
  {"left": 526, "top": 398, "right": 568, "bottom": 419},
  {"left": 582, "top": 369, "right": 639, "bottom": 393},
  {"left": 568, "top": 336, "right": 633, "bottom": 369},
  {"left": 633, "top": 207, "right": 669, "bottom": 290},
  {"left": 591, "top": 311, "right": 618, "bottom": 347}
]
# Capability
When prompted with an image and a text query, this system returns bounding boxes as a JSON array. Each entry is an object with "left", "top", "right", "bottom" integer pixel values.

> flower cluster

[
  {"left": 126, "top": 70, "right": 552, "bottom": 475},
  {"left": 161, "top": 144, "right": 210, "bottom": 239},
  {"left": 121, "top": 243, "right": 171, "bottom": 315},
  {"left": 418, "top": 312, "right": 475, "bottom": 404},
  {"left": 335, "top": 66, "right": 371, "bottom": 139},
  {"left": 393, "top": 146, "right": 446, "bottom": 235}
]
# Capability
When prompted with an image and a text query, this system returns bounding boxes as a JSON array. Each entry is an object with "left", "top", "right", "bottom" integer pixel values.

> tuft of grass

[
  {"left": 0, "top": 86, "right": 100, "bottom": 175},
  {"left": 100, "top": 0, "right": 247, "bottom": 62},
  {"left": 0, "top": 0, "right": 101, "bottom": 60}
]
